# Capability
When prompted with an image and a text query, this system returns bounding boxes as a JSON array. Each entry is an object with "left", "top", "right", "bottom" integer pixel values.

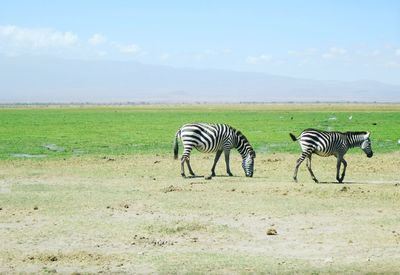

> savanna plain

[{"left": 0, "top": 104, "right": 399, "bottom": 274}]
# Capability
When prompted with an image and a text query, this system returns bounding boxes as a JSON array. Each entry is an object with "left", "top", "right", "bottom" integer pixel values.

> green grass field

[
  {"left": 1, "top": 104, "right": 400, "bottom": 273},
  {"left": 0, "top": 104, "right": 399, "bottom": 159}
]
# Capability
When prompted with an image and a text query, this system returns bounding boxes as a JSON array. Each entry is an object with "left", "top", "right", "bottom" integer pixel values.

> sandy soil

[{"left": 0, "top": 152, "right": 399, "bottom": 273}]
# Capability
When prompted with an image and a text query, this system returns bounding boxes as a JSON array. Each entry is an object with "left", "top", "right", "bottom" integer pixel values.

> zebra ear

[{"left": 366, "top": 132, "right": 370, "bottom": 139}]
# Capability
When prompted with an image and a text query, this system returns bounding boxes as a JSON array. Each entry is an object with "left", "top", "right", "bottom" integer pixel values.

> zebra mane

[
  {"left": 343, "top": 131, "right": 369, "bottom": 148},
  {"left": 343, "top": 131, "right": 368, "bottom": 136},
  {"left": 234, "top": 129, "right": 256, "bottom": 157}
]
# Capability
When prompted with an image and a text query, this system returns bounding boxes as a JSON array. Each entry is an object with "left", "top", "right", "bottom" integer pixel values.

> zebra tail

[
  {"left": 174, "top": 130, "right": 180, "bottom": 160},
  {"left": 289, "top": 133, "right": 298, "bottom": 142}
]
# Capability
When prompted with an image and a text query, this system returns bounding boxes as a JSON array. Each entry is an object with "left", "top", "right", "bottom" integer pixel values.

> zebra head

[
  {"left": 242, "top": 150, "right": 256, "bottom": 177},
  {"left": 361, "top": 132, "right": 373, "bottom": 158}
]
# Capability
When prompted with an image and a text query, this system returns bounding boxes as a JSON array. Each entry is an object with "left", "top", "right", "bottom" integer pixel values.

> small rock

[
  {"left": 191, "top": 237, "right": 198, "bottom": 242},
  {"left": 123, "top": 204, "right": 129, "bottom": 209},
  {"left": 48, "top": 255, "right": 58, "bottom": 262},
  {"left": 162, "top": 185, "right": 181, "bottom": 193},
  {"left": 340, "top": 186, "right": 349, "bottom": 192},
  {"left": 33, "top": 206, "right": 39, "bottom": 210},
  {"left": 266, "top": 228, "right": 278, "bottom": 235}
]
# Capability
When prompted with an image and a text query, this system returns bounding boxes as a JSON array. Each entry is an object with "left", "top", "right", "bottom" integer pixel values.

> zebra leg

[
  {"left": 336, "top": 157, "right": 343, "bottom": 183},
  {"left": 224, "top": 150, "right": 233, "bottom": 176},
  {"left": 210, "top": 150, "right": 223, "bottom": 177},
  {"left": 339, "top": 158, "right": 347, "bottom": 183},
  {"left": 186, "top": 158, "right": 196, "bottom": 177},
  {"left": 306, "top": 155, "right": 319, "bottom": 183},
  {"left": 181, "top": 146, "right": 193, "bottom": 178},
  {"left": 293, "top": 152, "right": 309, "bottom": 182},
  {"left": 180, "top": 156, "right": 186, "bottom": 177}
]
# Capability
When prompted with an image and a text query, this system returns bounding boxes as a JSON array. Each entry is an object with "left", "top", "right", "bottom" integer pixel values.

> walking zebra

[
  {"left": 290, "top": 129, "right": 373, "bottom": 183},
  {"left": 174, "top": 123, "right": 256, "bottom": 179}
]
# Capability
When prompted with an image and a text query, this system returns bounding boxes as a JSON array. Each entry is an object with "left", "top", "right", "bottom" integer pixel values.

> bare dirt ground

[{"left": 0, "top": 152, "right": 400, "bottom": 273}]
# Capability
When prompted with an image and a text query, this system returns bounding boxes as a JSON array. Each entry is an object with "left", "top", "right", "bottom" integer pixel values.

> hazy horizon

[{"left": 1, "top": 1, "right": 400, "bottom": 102}]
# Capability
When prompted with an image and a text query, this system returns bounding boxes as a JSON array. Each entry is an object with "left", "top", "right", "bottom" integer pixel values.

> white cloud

[
  {"left": 245, "top": 54, "right": 272, "bottom": 64},
  {"left": 222, "top": 48, "right": 233, "bottom": 54},
  {"left": 204, "top": 49, "right": 217, "bottom": 55},
  {"left": 191, "top": 49, "right": 227, "bottom": 60},
  {"left": 385, "top": 61, "right": 400, "bottom": 68},
  {"left": 0, "top": 25, "right": 78, "bottom": 48},
  {"left": 160, "top": 53, "right": 171, "bottom": 60},
  {"left": 322, "top": 47, "right": 347, "bottom": 59},
  {"left": 193, "top": 51, "right": 215, "bottom": 60},
  {"left": 288, "top": 48, "right": 318, "bottom": 57},
  {"left": 88, "top": 33, "right": 106, "bottom": 46},
  {"left": 0, "top": 25, "right": 146, "bottom": 59},
  {"left": 115, "top": 43, "right": 141, "bottom": 54},
  {"left": 395, "top": 49, "right": 400, "bottom": 56},
  {"left": 371, "top": 49, "right": 381, "bottom": 56},
  {"left": 355, "top": 48, "right": 381, "bottom": 58},
  {"left": 95, "top": 50, "right": 107, "bottom": 57}
]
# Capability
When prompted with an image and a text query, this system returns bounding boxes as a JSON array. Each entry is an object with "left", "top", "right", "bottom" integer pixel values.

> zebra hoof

[
  {"left": 211, "top": 172, "right": 216, "bottom": 177},
  {"left": 313, "top": 178, "right": 319, "bottom": 183},
  {"left": 227, "top": 172, "right": 233, "bottom": 177},
  {"left": 181, "top": 173, "right": 186, "bottom": 178},
  {"left": 204, "top": 175, "right": 213, "bottom": 180},
  {"left": 293, "top": 178, "right": 298, "bottom": 183}
]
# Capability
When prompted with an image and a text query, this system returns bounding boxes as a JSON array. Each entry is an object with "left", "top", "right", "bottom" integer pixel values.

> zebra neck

[
  {"left": 235, "top": 135, "right": 251, "bottom": 159},
  {"left": 236, "top": 146, "right": 249, "bottom": 159},
  {"left": 346, "top": 134, "right": 364, "bottom": 148}
]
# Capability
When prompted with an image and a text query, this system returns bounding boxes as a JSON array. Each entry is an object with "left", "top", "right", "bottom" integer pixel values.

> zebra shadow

[
  {"left": 183, "top": 175, "right": 206, "bottom": 179},
  {"left": 184, "top": 175, "right": 242, "bottom": 179},
  {"left": 318, "top": 181, "right": 366, "bottom": 184},
  {"left": 212, "top": 175, "right": 241, "bottom": 178}
]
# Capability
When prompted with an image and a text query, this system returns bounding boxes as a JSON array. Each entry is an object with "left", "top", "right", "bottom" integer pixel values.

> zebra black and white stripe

[
  {"left": 290, "top": 129, "right": 373, "bottom": 183},
  {"left": 174, "top": 123, "right": 256, "bottom": 178}
]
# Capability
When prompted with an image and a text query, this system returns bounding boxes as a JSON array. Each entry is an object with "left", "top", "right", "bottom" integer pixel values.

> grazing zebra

[
  {"left": 174, "top": 123, "right": 256, "bottom": 178},
  {"left": 289, "top": 129, "right": 373, "bottom": 183}
]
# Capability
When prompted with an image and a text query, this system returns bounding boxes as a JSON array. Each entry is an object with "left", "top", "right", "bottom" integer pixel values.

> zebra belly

[
  {"left": 195, "top": 144, "right": 223, "bottom": 153},
  {"left": 314, "top": 149, "right": 333, "bottom": 157}
]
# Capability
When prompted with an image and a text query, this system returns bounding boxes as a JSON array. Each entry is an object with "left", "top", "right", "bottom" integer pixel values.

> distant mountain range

[{"left": 1, "top": 56, "right": 399, "bottom": 103}]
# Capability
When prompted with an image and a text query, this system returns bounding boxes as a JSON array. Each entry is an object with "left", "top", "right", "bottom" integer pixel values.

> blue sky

[{"left": 1, "top": 1, "right": 400, "bottom": 84}]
